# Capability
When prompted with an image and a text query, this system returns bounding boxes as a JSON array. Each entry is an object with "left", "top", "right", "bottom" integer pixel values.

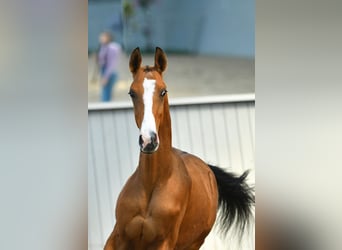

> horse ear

[
  {"left": 129, "top": 47, "right": 142, "bottom": 74},
  {"left": 154, "top": 47, "right": 167, "bottom": 73}
]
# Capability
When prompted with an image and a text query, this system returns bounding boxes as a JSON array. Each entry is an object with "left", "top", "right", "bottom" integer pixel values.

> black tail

[{"left": 208, "top": 164, "right": 255, "bottom": 237}]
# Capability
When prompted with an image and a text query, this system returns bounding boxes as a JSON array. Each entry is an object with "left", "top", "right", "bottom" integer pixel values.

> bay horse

[{"left": 104, "top": 47, "right": 254, "bottom": 250}]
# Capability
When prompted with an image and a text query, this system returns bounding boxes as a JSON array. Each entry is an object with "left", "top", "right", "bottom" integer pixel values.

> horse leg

[
  {"left": 104, "top": 225, "right": 122, "bottom": 250},
  {"left": 104, "top": 229, "right": 116, "bottom": 250},
  {"left": 148, "top": 240, "right": 175, "bottom": 250},
  {"left": 186, "top": 238, "right": 205, "bottom": 250}
]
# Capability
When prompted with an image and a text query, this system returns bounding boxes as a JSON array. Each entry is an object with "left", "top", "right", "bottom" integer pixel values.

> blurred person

[{"left": 98, "top": 31, "right": 121, "bottom": 102}]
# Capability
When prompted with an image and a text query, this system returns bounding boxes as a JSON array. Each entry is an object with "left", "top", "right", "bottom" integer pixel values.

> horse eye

[
  {"left": 160, "top": 89, "right": 168, "bottom": 97},
  {"left": 128, "top": 90, "right": 136, "bottom": 98}
]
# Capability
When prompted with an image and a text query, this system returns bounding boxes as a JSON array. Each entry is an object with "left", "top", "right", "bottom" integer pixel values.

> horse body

[
  {"left": 109, "top": 151, "right": 217, "bottom": 250},
  {"left": 104, "top": 47, "right": 254, "bottom": 250}
]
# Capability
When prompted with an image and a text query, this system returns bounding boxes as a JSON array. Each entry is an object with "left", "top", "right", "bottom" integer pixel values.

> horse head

[{"left": 128, "top": 47, "right": 168, "bottom": 154}]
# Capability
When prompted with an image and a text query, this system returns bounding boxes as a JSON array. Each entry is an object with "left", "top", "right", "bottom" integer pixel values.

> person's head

[{"left": 99, "top": 32, "right": 113, "bottom": 45}]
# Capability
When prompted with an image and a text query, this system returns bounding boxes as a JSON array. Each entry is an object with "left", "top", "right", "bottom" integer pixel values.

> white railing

[{"left": 88, "top": 94, "right": 255, "bottom": 250}]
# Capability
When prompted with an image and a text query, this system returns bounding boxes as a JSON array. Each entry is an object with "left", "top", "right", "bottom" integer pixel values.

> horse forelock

[{"left": 143, "top": 65, "right": 156, "bottom": 73}]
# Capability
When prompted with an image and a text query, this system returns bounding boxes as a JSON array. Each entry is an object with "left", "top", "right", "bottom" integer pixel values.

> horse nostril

[
  {"left": 139, "top": 135, "right": 143, "bottom": 146},
  {"left": 150, "top": 132, "right": 157, "bottom": 144}
]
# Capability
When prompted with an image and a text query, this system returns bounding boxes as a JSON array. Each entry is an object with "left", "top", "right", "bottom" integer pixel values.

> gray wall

[
  {"left": 88, "top": 95, "right": 255, "bottom": 250},
  {"left": 88, "top": 0, "right": 254, "bottom": 57},
  {"left": 88, "top": 1, "right": 123, "bottom": 51}
]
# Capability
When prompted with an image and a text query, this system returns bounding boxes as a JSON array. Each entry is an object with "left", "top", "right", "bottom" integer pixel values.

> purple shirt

[{"left": 98, "top": 42, "right": 121, "bottom": 80}]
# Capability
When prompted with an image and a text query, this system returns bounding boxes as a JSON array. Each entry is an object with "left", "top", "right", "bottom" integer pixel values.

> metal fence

[{"left": 88, "top": 94, "right": 255, "bottom": 250}]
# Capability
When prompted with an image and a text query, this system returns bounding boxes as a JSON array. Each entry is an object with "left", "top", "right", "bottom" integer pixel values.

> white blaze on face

[{"left": 141, "top": 78, "right": 157, "bottom": 140}]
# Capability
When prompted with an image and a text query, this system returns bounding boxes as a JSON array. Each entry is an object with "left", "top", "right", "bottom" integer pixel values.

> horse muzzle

[{"left": 139, "top": 132, "right": 159, "bottom": 154}]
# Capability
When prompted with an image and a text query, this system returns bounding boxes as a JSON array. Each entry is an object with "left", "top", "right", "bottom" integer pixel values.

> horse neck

[
  {"left": 138, "top": 97, "right": 173, "bottom": 187},
  {"left": 159, "top": 96, "right": 172, "bottom": 150}
]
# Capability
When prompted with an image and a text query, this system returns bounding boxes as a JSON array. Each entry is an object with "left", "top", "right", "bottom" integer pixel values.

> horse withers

[{"left": 104, "top": 47, "right": 254, "bottom": 250}]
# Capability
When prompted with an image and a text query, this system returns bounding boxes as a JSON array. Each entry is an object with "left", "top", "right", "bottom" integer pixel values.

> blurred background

[{"left": 88, "top": 0, "right": 255, "bottom": 102}]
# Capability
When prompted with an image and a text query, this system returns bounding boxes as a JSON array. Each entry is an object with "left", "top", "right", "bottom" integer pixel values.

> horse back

[{"left": 173, "top": 148, "right": 217, "bottom": 197}]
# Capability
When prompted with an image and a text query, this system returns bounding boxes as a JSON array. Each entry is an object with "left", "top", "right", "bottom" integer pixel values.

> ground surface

[{"left": 88, "top": 53, "right": 254, "bottom": 103}]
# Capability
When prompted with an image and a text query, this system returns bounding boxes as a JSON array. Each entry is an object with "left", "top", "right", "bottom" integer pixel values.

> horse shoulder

[
  {"left": 115, "top": 172, "right": 146, "bottom": 221},
  {"left": 152, "top": 152, "right": 192, "bottom": 212}
]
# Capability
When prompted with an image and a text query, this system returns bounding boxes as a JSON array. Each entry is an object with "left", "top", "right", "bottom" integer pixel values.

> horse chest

[{"left": 119, "top": 188, "right": 183, "bottom": 244}]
